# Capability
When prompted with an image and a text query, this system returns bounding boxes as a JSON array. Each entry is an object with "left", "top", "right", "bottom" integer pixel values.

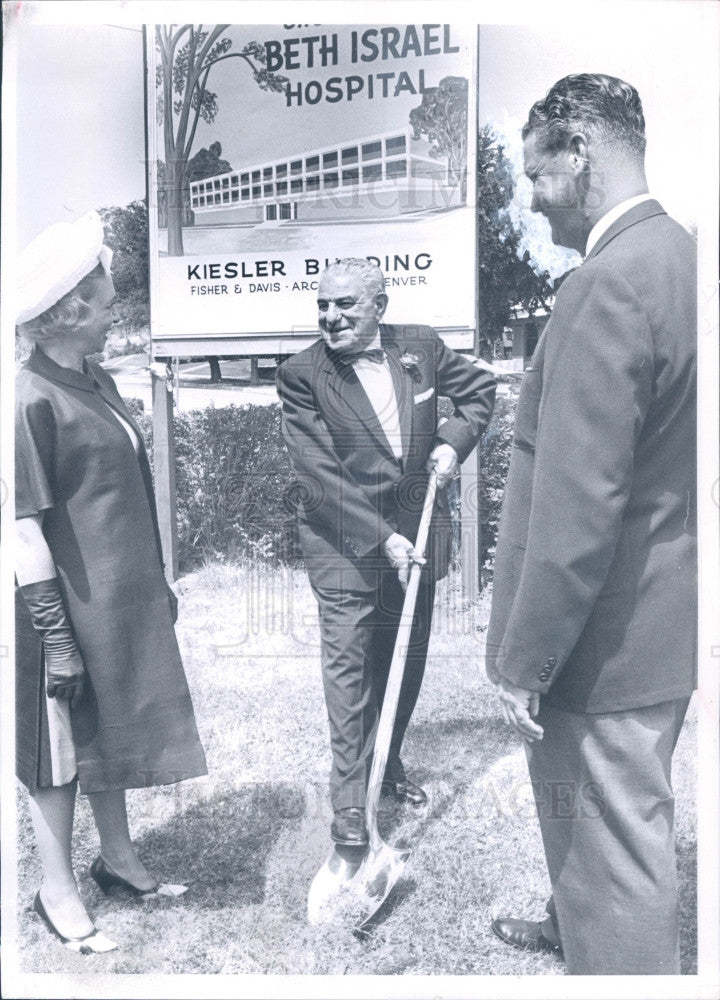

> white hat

[{"left": 16, "top": 211, "right": 113, "bottom": 325}]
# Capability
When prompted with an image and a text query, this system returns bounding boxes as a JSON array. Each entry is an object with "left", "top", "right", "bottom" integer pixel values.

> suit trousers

[
  {"left": 525, "top": 696, "right": 690, "bottom": 975},
  {"left": 312, "top": 569, "right": 435, "bottom": 811}
]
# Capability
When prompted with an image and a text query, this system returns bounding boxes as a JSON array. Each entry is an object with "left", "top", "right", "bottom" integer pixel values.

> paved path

[
  {"left": 104, "top": 354, "right": 280, "bottom": 412},
  {"left": 105, "top": 353, "right": 516, "bottom": 414}
]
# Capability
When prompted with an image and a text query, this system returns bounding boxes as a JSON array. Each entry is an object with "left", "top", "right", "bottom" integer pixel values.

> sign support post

[
  {"left": 460, "top": 445, "right": 483, "bottom": 598},
  {"left": 151, "top": 364, "right": 179, "bottom": 582}
]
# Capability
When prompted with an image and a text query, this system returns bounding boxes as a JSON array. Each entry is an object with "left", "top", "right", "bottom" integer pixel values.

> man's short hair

[
  {"left": 522, "top": 73, "right": 646, "bottom": 158},
  {"left": 321, "top": 258, "right": 386, "bottom": 298}
]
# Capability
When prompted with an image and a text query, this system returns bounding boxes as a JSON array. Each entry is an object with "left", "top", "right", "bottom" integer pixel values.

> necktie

[{"left": 343, "top": 348, "right": 385, "bottom": 364}]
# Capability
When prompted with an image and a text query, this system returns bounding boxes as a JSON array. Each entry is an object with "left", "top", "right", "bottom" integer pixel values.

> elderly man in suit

[
  {"left": 486, "top": 74, "right": 696, "bottom": 974},
  {"left": 277, "top": 258, "right": 495, "bottom": 846}
]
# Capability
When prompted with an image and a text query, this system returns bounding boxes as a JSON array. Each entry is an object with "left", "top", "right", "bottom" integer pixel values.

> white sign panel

[{"left": 146, "top": 23, "right": 477, "bottom": 348}]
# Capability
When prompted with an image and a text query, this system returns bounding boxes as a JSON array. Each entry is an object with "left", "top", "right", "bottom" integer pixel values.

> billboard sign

[{"left": 146, "top": 24, "right": 477, "bottom": 351}]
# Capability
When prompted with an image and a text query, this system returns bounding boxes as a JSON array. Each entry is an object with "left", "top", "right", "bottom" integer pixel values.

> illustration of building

[{"left": 188, "top": 128, "right": 464, "bottom": 225}]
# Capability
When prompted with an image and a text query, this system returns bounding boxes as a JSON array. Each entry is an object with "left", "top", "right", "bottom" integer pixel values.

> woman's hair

[{"left": 17, "top": 263, "right": 107, "bottom": 346}]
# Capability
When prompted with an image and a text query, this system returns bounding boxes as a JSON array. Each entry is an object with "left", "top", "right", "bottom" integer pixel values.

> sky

[
  {"left": 14, "top": 21, "right": 147, "bottom": 244},
  {"left": 7, "top": 1, "right": 717, "bottom": 247}
]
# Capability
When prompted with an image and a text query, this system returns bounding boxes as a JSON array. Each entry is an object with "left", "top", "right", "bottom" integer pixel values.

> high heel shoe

[
  {"left": 89, "top": 855, "right": 187, "bottom": 900},
  {"left": 32, "top": 891, "right": 117, "bottom": 954}
]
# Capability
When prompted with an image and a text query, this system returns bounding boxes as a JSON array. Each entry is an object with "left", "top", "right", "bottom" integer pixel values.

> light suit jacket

[
  {"left": 486, "top": 200, "right": 697, "bottom": 713},
  {"left": 277, "top": 323, "right": 496, "bottom": 593}
]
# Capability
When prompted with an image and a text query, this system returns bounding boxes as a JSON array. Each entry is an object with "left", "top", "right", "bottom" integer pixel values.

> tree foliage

[
  {"left": 476, "top": 124, "right": 554, "bottom": 344},
  {"left": 410, "top": 76, "right": 468, "bottom": 200},
  {"left": 155, "top": 25, "right": 289, "bottom": 255},
  {"left": 98, "top": 200, "right": 149, "bottom": 330}
]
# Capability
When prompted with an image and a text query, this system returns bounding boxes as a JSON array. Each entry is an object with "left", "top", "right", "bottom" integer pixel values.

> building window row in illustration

[{"left": 188, "top": 129, "right": 463, "bottom": 224}]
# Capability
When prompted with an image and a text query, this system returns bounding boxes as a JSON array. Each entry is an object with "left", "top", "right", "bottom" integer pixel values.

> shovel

[{"left": 307, "top": 472, "right": 438, "bottom": 927}]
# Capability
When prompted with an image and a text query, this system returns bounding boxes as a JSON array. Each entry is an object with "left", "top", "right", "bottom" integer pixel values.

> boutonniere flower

[{"left": 399, "top": 352, "right": 423, "bottom": 382}]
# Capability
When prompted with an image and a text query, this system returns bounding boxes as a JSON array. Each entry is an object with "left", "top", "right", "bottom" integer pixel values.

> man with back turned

[{"left": 486, "top": 74, "right": 696, "bottom": 974}]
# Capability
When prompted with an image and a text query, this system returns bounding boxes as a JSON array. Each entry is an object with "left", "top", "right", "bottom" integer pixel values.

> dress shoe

[
  {"left": 491, "top": 917, "right": 563, "bottom": 956},
  {"left": 381, "top": 778, "right": 428, "bottom": 806},
  {"left": 330, "top": 807, "right": 368, "bottom": 847},
  {"left": 32, "top": 891, "right": 117, "bottom": 954},
  {"left": 90, "top": 855, "right": 187, "bottom": 901}
]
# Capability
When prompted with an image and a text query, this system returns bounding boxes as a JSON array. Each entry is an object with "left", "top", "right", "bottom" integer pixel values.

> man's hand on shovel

[
  {"left": 383, "top": 447, "right": 456, "bottom": 588},
  {"left": 426, "top": 442, "right": 458, "bottom": 489},
  {"left": 383, "top": 533, "right": 425, "bottom": 589}
]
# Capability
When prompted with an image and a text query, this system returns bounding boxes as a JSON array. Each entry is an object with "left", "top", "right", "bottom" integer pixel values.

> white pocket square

[{"left": 414, "top": 387, "right": 434, "bottom": 404}]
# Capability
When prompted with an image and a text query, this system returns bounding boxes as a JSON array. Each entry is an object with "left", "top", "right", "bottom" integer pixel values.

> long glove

[{"left": 19, "top": 578, "right": 85, "bottom": 708}]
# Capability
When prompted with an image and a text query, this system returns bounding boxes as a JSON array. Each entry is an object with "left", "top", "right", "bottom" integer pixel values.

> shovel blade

[
  {"left": 307, "top": 845, "right": 366, "bottom": 925},
  {"left": 350, "top": 842, "right": 411, "bottom": 929}
]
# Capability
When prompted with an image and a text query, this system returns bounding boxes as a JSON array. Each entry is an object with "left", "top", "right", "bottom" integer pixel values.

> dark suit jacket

[
  {"left": 277, "top": 323, "right": 496, "bottom": 592},
  {"left": 486, "top": 200, "right": 697, "bottom": 713}
]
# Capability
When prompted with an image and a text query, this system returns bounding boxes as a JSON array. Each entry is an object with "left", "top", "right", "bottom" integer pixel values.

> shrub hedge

[
  {"left": 133, "top": 393, "right": 517, "bottom": 576},
  {"left": 477, "top": 391, "right": 518, "bottom": 580},
  {"left": 135, "top": 404, "right": 297, "bottom": 571}
]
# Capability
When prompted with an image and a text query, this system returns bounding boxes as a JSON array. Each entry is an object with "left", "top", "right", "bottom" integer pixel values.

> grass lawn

[{"left": 15, "top": 563, "right": 697, "bottom": 976}]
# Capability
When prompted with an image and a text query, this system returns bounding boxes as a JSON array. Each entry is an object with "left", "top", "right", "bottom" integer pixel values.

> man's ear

[
  {"left": 568, "top": 133, "right": 590, "bottom": 175},
  {"left": 375, "top": 293, "right": 389, "bottom": 319}
]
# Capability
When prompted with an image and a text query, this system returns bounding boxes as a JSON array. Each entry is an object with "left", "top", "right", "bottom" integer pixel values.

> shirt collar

[
  {"left": 364, "top": 332, "right": 383, "bottom": 351},
  {"left": 348, "top": 331, "right": 383, "bottom": 364},
  {"left": 585, "top": 194, "right": 653, "bottom": 257}
]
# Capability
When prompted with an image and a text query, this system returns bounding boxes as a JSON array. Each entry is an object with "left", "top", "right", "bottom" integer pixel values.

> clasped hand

[{"left": 497, "top": 677, "right": 544, "bottom": 742}]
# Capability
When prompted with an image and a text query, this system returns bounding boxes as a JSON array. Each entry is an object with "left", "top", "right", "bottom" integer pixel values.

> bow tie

[{"left": 345, "top": 349, "right": 386, "bottom": 364}]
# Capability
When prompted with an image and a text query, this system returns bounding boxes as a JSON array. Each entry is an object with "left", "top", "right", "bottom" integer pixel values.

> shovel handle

[{"left": 365, "top": 472, "right": 438, "bottom": 847}]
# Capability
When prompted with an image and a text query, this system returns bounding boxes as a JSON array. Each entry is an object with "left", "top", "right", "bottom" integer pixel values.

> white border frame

[{"left": 2, "top": 3, "right": 717, "bottom": 999}]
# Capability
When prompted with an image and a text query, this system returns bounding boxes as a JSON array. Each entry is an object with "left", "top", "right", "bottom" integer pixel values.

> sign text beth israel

[{"left": 265, "top": 25, "right": 460, "bottom": 106}]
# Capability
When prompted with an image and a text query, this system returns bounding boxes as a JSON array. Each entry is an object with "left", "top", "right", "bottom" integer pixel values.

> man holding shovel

[{"left": 277, "top": 258, "right": 495, "bottom": 848}]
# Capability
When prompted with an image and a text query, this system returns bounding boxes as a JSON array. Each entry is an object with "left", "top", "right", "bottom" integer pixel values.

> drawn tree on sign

[
  {"left": 157, "top": 142, "right": 233, "bottom": 229},
  {"left": 187, "top": 141, "right": 232, "bottom": 188},
  {"left": 409, "top": 76, "right": 468, "bottom": 202},
  {"left": 155, "top": 25, "right": 288, "bottom": 256}
]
